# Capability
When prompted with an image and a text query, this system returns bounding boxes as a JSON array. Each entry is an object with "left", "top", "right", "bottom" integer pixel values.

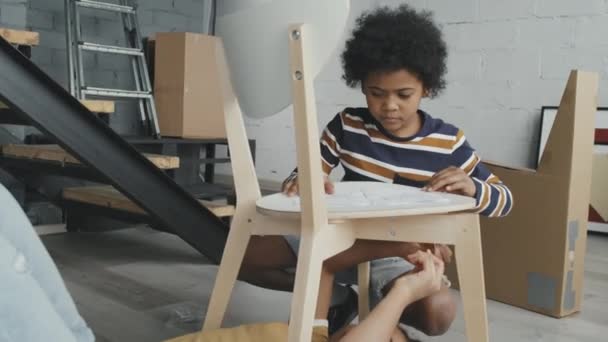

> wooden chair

[{"left": 203, "top": 24, "right": 489, "bottom": 342}]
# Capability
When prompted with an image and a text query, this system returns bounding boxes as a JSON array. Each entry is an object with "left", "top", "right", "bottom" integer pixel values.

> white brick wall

[
  {"left": 536, "top": 0, "right": 606, "bottom": 17},
  {"left": 518, "top": 17, "right": 576, "bottom": 49},
  {"left": 483, "top": 49, "right": 540, "bottom": 82},
  {"left": 214, "top": 0, "right": 608, "bottom": 184},
  {"left": 479, "top": 0, "right": 534, "bottom": 20},
  {"left": 0, "top": 0, "right": 27, "bottom": 27},
  {"left": 426, "top": 0, "right": 478, "bottom": 24},
  {"left": 575, "top": 15, "right": 608, "bottom": 47},
  {"left": 444, "top": 21, "right": 519, "bottom": 51}
]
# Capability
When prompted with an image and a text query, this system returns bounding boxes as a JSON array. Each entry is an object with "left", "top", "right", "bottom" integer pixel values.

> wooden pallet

[
  {"left": 0, "top": 27, "right": 39, "bottom": 46},
  {"left": 63, "top": 185, "right": 234, "bottom": 218},
  {"left": 0, "top": 144, "right": 179, "bottom": 170}
]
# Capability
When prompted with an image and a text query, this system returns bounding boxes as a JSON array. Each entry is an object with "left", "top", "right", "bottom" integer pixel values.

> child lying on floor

[{"left": 167, "top": 248, "right": 445, "bottom": 342}]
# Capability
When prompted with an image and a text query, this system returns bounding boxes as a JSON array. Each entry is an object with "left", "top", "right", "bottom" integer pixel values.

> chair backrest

[
  {"left": 213, "top": 24, "right": 330, "bottom": 233},
  {"left": 288, "top": 23, "right": 329, "bottom": 231},
  {"left": 214, "top": 41, "right": 262, "bottom": 206}
]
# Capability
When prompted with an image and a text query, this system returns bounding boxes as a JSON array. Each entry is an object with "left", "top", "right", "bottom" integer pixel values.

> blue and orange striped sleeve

[
  {"left": 282, "top": 112, "right": 344, "bottom": 186},
  {"left": 319, "top": 112, "right": 344, "bottom": 175},
  {"left": 452, "top": 130, "right": 513, "bottom": 217}
]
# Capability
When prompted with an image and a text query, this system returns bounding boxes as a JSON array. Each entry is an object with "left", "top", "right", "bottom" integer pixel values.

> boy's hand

[
  {"left": 420, "top": 243, "right": 452, "bottom": 264},
  {"left": 281, "top": 175, "right": 335, "bottom": 197},
  {"left": 423, "top": 166, "right": 476, "bottom": 197},
  {"left": 395, "top": 249, "right": 445, "bottom": 303}
]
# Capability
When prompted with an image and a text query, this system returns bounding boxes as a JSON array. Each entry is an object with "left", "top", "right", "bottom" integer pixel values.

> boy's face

[{"left": 362, "top": 69, "right": 427, "bottom": 137}]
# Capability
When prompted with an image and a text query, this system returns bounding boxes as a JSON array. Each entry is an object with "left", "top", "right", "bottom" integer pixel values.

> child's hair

[{"left": 341, "top": 4, "right": 447, "bottom": 98}]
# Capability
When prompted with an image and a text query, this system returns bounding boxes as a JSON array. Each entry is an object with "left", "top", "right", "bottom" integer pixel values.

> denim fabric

[
  {"left": 284, "top": 236, "right": 415, "bottom": 307},
  {"left": 0, "top": 184, "right": 94, "bottom": 342}
]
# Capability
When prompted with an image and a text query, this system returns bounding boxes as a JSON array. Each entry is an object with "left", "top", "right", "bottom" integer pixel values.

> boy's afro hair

[{"left": 341, "top": 4, "right": 447, "bottom": 97}]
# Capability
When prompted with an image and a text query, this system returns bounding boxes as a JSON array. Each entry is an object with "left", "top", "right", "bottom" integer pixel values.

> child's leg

[
  {"left": 237, "top": 235, "right": 298, "bottom": 291},
  {"left": 324, "top": 239, "right": 420, "bottom": 273},
  {"left": 316, "top": 265, "right": 335, "bottom": 319},
  {"left": 243, "top": 237, "right": 419, "bottom": 276},
  {"left": 306, "top": 265, "right": 334, "bottom": 342},
  {"left": 237, "top": 235, "right": 418, "bottom": 292},
  {"left": 240, "top": 236, "right": 455, "bottom": 335}
]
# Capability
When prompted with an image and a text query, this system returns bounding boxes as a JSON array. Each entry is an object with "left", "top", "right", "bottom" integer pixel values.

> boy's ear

[{"left": 422, "top": 89, "right": 430, "bottom": 98}]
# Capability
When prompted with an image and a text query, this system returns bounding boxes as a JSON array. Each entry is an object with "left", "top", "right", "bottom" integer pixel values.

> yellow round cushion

[{"left": 164, "top": 322, "right": 288, "bottom": 342}]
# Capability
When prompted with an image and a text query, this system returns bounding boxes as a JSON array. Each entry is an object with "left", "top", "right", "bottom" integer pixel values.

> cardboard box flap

[
  {"left": 483, "top": 160, "right": 537, "bottom": 174},
  {"left": 538, "top": 71, "right": 597, "bottom": 177}
]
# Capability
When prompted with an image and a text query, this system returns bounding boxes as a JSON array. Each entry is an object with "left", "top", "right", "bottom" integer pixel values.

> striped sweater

[{"left": 285, "top": 107, "right": 513, "bottom": 217}]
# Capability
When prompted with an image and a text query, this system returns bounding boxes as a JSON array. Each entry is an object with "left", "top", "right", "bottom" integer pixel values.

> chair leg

[
  {"left": 357, "top": 261, "right": 371, "bottom": 321},
  {"left": 287, "top": 231, "right": 324, "bottom": 342},
  {"left": 202, "top": 218, "right": 252, "bottom": 331},
  {"left": 454, "top": 216, "right": 489, "bottom": 342}
]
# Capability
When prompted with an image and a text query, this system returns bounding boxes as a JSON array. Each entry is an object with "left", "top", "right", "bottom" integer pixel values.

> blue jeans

[
  {"left": 0, "top": 184, "right": 94, "bottom": 342},
  {"left": 284, "top": 236, "right": 415, "bottom": 307}
]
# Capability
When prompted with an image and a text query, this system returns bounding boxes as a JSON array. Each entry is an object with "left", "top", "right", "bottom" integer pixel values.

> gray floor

[{"left": 42, "top": 227, "right": 608, "bottom": 342}]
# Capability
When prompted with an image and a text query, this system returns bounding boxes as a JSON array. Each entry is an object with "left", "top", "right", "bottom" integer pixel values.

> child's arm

[
  {"left": 282, "top": 112, "right": 345, "bottom": 196},
  {"left": 425, "top": 130, "right": 513, "bottom": 217},
  {"left": 335, "top": 250, "right": 444, "bottom": 342}
]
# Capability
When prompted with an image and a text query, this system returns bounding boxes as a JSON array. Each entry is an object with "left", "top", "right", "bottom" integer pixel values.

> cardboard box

[
  {"left": 484, "top": 70, "right": 598, "bottom": 317},
  {"left": 154, "top": 32, "right": 226, "bottom": 139},
  {"left": 447, "top": 70, "right": 599, "bottom": 318},
  {"left": 589, "top": 150, "right": 608, "bottom": 231}
]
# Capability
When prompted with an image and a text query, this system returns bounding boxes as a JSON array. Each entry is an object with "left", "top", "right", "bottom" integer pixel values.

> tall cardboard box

[
  {"left": 447, "top": 70, "right": 599, "bottom": 318},
  {"left": 154, "top": 32, "right": 226, "bottom": 139}
]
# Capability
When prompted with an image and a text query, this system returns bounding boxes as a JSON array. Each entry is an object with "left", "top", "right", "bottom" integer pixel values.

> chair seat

[{"left": 256, "top": 181, "right": 476, "bottom": 220}]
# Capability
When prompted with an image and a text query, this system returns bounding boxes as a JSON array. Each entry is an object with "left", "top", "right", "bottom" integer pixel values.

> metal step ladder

[{"left": 64, "top": 0, "right": 160, "bottom": 137}]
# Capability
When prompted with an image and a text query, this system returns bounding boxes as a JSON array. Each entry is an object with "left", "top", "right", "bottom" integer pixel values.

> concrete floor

[{"left": 42, "top": 227, "right": 608, "bottom": 342}]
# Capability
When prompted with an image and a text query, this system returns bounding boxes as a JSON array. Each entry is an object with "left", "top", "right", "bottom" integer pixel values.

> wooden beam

[
  {"left": 0, "top": 144, "right": 180, "bottom": 170},
  {"left": 63, "top": 186, "right": 234, "bottom": 218},
  {"left": 0, "top": 28, "right": 39, "bottom": 46},
  {"left": 81, "top": 100, "right": 115, "bottom": 113},
  {"left": 2, "top": 100, "right": 115, "bottom": 113}
]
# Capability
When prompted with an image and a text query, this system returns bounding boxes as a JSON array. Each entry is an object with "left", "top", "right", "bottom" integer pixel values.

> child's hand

[
  {"left": 281, "top": 175, "right": 335, "bottom": 197},
  {"left": 420, "top": 243, "right": 452, "bottom": 264},
  {"left": 394, "top": 249, "right": 445, "bottom": 303},
  {"left": 423, "top": 166, "right": 476, "bottom": 197}
]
